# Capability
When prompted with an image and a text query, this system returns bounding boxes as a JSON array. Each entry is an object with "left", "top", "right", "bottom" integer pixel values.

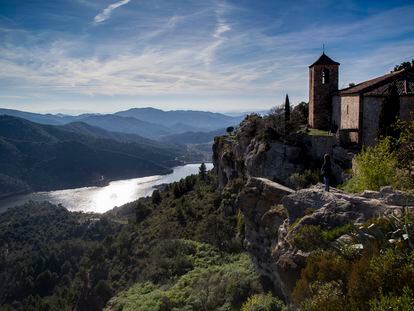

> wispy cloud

[
  {"left": 93, "top": 0, "right": 131, "bottom": 24},
  {"left": 199, "top": 2, "right": 231, "bottom": 65},
  {"left": 0, "top": 1, "right": 414, "bottom": 112}
]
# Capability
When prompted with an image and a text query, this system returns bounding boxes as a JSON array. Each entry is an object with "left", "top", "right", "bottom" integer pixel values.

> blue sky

[{"left": 0, "top": 0, "right": 413, "bottom": 114}]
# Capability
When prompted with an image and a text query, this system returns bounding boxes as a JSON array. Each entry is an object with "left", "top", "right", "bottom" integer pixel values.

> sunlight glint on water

[{"left": 0, "top": 164, "right": 213, "bottom": 213}]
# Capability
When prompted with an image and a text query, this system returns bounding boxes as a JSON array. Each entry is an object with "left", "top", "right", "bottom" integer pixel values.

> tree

[
  {"left": 135, "top": 202, "right": 151, "bottom": 222},
  {"left": 226, "top": 126, "right": 234, "bottom": 134},
  {"left": 378, "top": 82, "right": 400, "bottom": 139},
  {"left": 284, "top": 94, "right": 291, "bottom": 133},
  {"left": 290, "top": 101, "right": 308, "bottom": 128},
  {"left": 393, "top": 59, "right": 414, "bottom": 71},
  {"left": 284, "top": 94, "right": 291, "bottom": 124},
  {"left": 199, "top": 163, "right": 207, "bottom": 181},
  {"left": 152, "top": 189, "right": 162, "bottom": 205}
]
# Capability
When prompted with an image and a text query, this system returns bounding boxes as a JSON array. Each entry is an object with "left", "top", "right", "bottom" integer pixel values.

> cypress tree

[{"left": 284, "top": 94, "right": 291, "bottom": 133}]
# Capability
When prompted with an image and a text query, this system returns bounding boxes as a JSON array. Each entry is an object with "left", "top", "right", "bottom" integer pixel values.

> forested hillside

[
  {"left": 0, "top": 116, "right": 183, "bottom": 196},
  {"left": 0, "top": 171, "right": 281, "bottom": 310}
]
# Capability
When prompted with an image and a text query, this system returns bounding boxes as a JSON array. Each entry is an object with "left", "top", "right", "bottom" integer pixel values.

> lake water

[{"left": 0, "top": 163, "right": 213, "bottom": 214}]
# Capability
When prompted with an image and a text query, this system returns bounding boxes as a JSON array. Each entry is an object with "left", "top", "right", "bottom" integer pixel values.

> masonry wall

[
  {"left": 331, "top": 95, "right": 341, "bottom": 128},
  {"left": 361, "top": 96, "right": 414, "bottom": 146},
  {"left": 339, "top": 95, "right": 360, "bottom": 129},
  {"left": 362, "top": 96, "right": 383, "bottom": 146},
  {"left": 309, "top": 64, "right": 339, "bottom": 130}
]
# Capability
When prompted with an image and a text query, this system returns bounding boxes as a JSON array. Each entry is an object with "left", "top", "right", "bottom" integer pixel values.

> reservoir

[{"left": 0, "top": 163, "right": 213, "bottom": 213}]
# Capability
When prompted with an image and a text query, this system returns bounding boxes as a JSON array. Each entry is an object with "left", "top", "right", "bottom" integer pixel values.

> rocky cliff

[
  {"left": 237, "top": 177, "right": 414, "bottom": 301},
  {"left": 213, "top": 114, "right": 355, "bottom": 190}
]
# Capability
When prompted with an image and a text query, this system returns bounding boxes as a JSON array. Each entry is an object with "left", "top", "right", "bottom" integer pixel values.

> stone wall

[
  {"left": 309, "top": 64, "right": 339, "bottom": 130},
  {"left": 362, "top": 96, "right": 382, "bottom": 146},
  {"left": 304, "top": 135, "right": 337, "bottom": 160},
  {"left": 339, "top": 95, "right": 360, "bottom": 129},
  {"left": 331, "top": 95, "right": 341, "bottom": 128}
]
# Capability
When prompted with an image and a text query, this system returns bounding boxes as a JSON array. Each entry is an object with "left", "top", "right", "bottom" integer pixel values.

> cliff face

[
  {"left": 213, "top": 116, "right": 304, "bottom": 189},
  {"left": 236, "top": 178, "right": 414, "bottom": 301},
  {"left": 212, "top": 115, "right": 413, "bottom": 301},
  {"left": 212, "top": 114, "right": 355, "bottom": 190}
]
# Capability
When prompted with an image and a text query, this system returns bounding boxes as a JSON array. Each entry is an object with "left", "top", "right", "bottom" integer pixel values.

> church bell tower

[{"left": 308, "top": 52, "right": 340, "bottom": 130}]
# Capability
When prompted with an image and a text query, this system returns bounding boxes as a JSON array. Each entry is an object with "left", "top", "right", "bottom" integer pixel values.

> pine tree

[
  {"left": 199, "top": 163, "right": 207, "bottom": 181},
  {"left": 151, "top": 189, "right": 162, "bottom": 204}
]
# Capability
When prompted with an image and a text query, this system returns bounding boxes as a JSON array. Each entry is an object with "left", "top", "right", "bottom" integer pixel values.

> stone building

[{"left": 308, "top": 53, "right": 414, "bottom": 146}]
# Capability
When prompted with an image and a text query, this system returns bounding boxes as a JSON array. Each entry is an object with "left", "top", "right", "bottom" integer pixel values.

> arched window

[{"left": 322, "top": 68, "right": 330, "bottom": 85}]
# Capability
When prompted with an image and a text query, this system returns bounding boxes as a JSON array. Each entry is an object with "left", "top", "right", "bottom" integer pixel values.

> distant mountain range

[
  {"left": 0, "top": 115, "right": 184, "bottom": 197},
  {"left": 0, "top": 107, "right": 244, "bottom": 140}
]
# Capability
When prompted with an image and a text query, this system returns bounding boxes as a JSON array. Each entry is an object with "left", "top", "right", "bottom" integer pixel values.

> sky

[{"left": 0, "top": 0, "right": 413, "bottom": 114}]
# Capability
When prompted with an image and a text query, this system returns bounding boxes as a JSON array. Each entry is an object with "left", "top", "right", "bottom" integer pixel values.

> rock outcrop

[
  {"left": 213, "top": 115, "right": 356, "bottom": 190},
  {"left": 237, "top": 178, "right": 414, "bottom": 301},
  {"left": 236, "top": 177, "right": 294, "bottom": 300}
]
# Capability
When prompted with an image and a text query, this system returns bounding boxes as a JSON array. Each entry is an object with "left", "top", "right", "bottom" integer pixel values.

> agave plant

[{"left": 333, "top": 208, "right": 414, "bottom": 258}]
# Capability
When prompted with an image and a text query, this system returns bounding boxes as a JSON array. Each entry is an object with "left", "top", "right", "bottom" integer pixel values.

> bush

[
  {"left": 369, "top": 287, "right": 414, "bottom": 311},
  {"left": 292, "top": 250, "right": 350, "bottom": 303},
  {"left": 292, "top": 225, "right": 326, "bottom": 251},
  {"left": 241, "top": 293, "right": 285, "bottom": 311},
  {"left": 288, "top": 170, "right": 319, "bottom": 190},
  {"left": 342, "top": 138, "right": 399, "bottom": 192},
  {"left": 151, "top": 190, "right": 162, "bottom": 205},
  {"left": 299, "top": 281, "right": 346, "bottom": 311}
]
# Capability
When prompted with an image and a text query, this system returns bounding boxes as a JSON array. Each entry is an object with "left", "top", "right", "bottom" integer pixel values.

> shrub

[
  {"left": 292, "top": 225, "right": 326, "bottom": 251},
  {"left": 342, "top": 138, "right": 398, "bottom": 192},
  {"left": 241, "top": 293, "right": 285, "bottom": 311},
  {"left": 299, "top": 281, "right": 346, "bottom": 311},
  {"left": 292, "top": 251, "right": 350, "bottom": 303},
  {"left": 288, "top": 170, "right": 319, "bottom": 190},
  {"left": 321, "top": 223, "right": 354, "bottom": 241},
  {"left": 151, "top": 190, "right": 162, "bottom": 205},
  {"left": 369, "top": 287, "right": 414, "bottom": 311}
]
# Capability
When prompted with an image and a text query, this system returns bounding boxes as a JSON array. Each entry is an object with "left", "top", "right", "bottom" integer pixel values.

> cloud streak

[
  {"left": 0, "top": 1, "right": 414, "bottom": 112},
  {"left": 93, "top": 0, "right": 131, "bottom": 24}
]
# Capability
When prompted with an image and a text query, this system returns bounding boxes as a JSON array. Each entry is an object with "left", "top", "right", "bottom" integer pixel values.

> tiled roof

[
  {"left": 309, "top": 53, "right": 340, "bottom": 68},
  {"left": 339, "top": 69, "right": 414, "bottom": 96}
]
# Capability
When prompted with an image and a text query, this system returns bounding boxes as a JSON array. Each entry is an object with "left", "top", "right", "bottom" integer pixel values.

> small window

[
  {"left": 322, "top": 68, "right": 330, "bottom": 85},
  {"left": 346, "top": 105, "right": 349, "bottom": 115}
]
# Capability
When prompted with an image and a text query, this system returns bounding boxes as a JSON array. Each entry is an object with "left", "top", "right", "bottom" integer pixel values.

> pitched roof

[
  {"left": 339, "top": 68, "right": 414, "bottom": 96},
  {"left": 309, "top": 53, "right": 340, "bottom": 68}
]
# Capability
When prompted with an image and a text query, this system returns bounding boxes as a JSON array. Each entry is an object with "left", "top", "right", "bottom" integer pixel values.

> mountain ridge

[
  {"left": 0, "top": 115, "right": 184, "bottom": 196},
  {"left": 0, "top": 107, "right": 243, "bottom": 139}
]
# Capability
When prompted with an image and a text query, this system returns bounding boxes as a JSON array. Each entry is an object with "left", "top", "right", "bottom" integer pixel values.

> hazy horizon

[
  {"left": 0, "top": 105, "right": 269, "bottom": 116},
  {"left": 1, "top": 0, "right": 413, "bottom": 113}
]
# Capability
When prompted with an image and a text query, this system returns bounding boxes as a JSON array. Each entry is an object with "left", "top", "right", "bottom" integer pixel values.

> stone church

[{"left": 308, "top": 53, "right": 414, "bottom": 146}]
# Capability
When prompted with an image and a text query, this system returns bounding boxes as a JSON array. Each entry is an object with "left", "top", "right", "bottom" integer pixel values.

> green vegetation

[
  {"left": 393, "top": 59, "right": 414, "bottom": 71},
  {"left": 241, "top": 293, "right": 285, "bottom": 311},
  {"left": 287, "top": 170, "right": 319, "bottom": 190},
  {"left": 0, "top": 115, "right": 184, "bottom": 195},
  {"left": 307, "top": 128, "right": 330, "bottom": 136},
  {"left": 0, "top": 171, "right": 279, "bottom": 310},
  {"left": 0, "top": 202, "right": 122, "bottom": 310},
  {"left": 291, "top": 223, "right": 355, "bottom": 252},
  {"left": 291, "top": 213, "right": 414, "bottom": 311},
  {"left": 343, "top": 123, "right": 414, "bottom": 192},
  {"left": 107, "top": 241, "right": 264, "bottom": 311}
]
